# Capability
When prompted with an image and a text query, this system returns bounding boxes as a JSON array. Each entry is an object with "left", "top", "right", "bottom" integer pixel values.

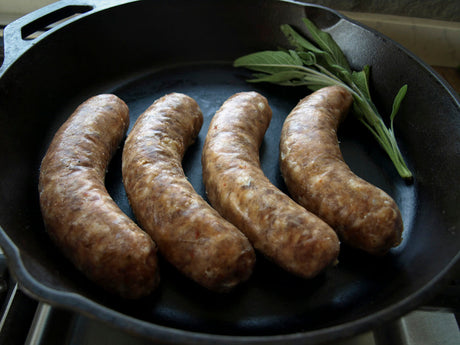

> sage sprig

[{"left": 234, "top": 18, "right": 412, "bottom": 180}]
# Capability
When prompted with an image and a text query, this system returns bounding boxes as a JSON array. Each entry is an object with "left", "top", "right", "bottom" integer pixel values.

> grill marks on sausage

[
  {"left": 39, "top": 94, "right": 159, "bottom": 299},
  {"left": 202, "top": 92, "right": 340, "bottom": 279},
  {"left": 280, "top": 86, "right": 403, "bottom": 255},
  {"left": 122, "top": 93, "right": 255, "bottom": 292}
]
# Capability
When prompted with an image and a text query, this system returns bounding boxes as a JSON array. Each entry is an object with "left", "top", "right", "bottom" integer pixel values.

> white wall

[
  {"left": 0, "top": 0, "right": 57, "bottom": 24},
  {"left": 0, "top": 0, "right": 57, "bottom": 14}
]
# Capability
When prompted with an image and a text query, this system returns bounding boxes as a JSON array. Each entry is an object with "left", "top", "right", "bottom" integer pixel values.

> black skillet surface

[{"left": 0, "top": 0, "right": 459, "bottom": 344}]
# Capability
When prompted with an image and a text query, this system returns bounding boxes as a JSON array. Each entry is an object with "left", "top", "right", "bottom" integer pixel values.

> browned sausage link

[
  {"left": 38, "top": 94, "right": 159, "bottom": 299},
  {"left": 202, "top": 92, "right": 340, "bottom": 279},
  {"left": 122, "top": 93, "right": 255, "bottom": 292},
  {"left": 280, "top": 86, "right": 403, "bottom": 255}
]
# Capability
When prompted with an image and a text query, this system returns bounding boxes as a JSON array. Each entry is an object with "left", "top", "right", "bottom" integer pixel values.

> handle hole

[
  {"left": 21, "top": 5, "right": 93, "bottom": 40},
  {"left": 1, "top": 28, "right": 4, "bottom": 66}
]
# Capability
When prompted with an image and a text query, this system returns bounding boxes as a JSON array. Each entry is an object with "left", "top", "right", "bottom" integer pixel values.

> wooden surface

[{"left": 432, "top": 66, "right": 460, "bottom": 95}]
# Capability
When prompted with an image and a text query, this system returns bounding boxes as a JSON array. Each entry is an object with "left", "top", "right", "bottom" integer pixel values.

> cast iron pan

[{"left": 0, "top": 0, "right": 459, "bottom": 343}]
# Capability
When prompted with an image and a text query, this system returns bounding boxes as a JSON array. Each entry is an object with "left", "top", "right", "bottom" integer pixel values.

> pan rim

[{"left": 1, "top": 224, "right": 459, "bottom": 343}]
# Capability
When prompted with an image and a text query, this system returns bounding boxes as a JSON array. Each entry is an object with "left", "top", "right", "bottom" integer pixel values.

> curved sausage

[
  {"left": 280, "top": 85, "right": 403, "bottom": 255},
  {"left": 38, "top": 94, "right": 159, "bottom": 299},
  {"left": 122, "top": 93, "right": 255, "bottom": 292},
  {"left": 202, "top": 92, "right": 340, "bottom": 279}
]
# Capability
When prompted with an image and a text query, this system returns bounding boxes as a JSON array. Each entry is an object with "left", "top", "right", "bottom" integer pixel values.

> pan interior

[{"left": 94, "top": 62, "right": 418, "bottom": 335}]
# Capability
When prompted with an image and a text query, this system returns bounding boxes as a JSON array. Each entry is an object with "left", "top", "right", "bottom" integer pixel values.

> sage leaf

[
  {"left": 297, "top": 51, "right": 317, "bottom": 65},
  {"left": 233, "top": 50, "right": 302, "bottom": 74},
  {"left": 280, "top": 24, "right": 324, "bottom": 54},
  {"left": 390, "top": 84, "right": 408, "bottom": 131},
  {"left": 352, "top": 66, "right": 372, "bottom": 100},
  {"left": 248, "top": 71, "right": 309, "bottom": 84},
  {"left": 233, "top": 18, "right": 412, "bottom": 179},
  {"left": 302, "top": 18, "right": 351, "bottom": 73}
]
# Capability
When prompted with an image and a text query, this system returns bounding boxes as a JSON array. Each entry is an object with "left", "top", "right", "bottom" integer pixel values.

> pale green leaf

[
  {"left": 390, "top": 84, "right": 408, "bottom": 128},
  {"left": 352, "top": 65, "right": 371, "bottom": 100},
  {"left": 247, "top": 70, "right": 307, "bottom": 84},
  {"left": 280, "top": 24, "right": 324, "bottom": 54},
  {"left": 302, "top": 18, "right": 351, "bottom": 73},
  {"left": 288, "top": 50, "right": 304, "bottom": 66},
  {"left": 233, "top": 50, "right": 302, "bottom": 74},
  {"left": 297, "top": 51, "right": 316, "bottom": 65}
]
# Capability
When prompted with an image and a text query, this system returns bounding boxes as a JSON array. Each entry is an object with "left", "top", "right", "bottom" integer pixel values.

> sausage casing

[
  {"left": 122, "top": 93, "right": 255, "bottom": 292},
  {"left": 202, "top": 92, "right": 340, "bottom": 278},
  {"left": 280, "top": 86, "right": 403, "bottom": 254},
  {"left": 39, "top": 94, "right": 159, "bottom": 299}
]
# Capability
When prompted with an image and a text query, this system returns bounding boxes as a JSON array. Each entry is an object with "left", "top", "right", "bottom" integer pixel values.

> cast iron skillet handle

[{"left": 0, "top": 0, "right": 133, "bottom": 71}]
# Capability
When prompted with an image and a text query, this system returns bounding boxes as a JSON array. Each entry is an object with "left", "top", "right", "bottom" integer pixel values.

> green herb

[{"left": 234, "top": 18, "right": 413, "bottom": 180}]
